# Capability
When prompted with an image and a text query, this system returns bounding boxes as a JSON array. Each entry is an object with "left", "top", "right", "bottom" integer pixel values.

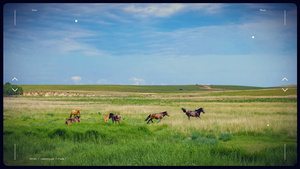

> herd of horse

[
  {"left": 65, "top": 109, "right": 81, "bottom": 125},
  {"left": 65, "top": 107, "right": 205, "bottom": 125}
]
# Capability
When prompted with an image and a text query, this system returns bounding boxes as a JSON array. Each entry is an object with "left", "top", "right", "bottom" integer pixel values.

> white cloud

[
  {"left": 71, "top": 76, "right": 82, "bottom": 84},
  {"left": 129, "top": 78, "right": 145, "bottom": 85},
  {"left": 124, "top": 3, "right": 185, "bottom": 18},
  {"left": 187, "top": 3, "right": 226, "bottom": 14},
  {"left": 123, "top": 3, "right": 226, "bottom": 18},
  {"left": 137, "top": 11, "right": 296, "bottom": 57}
]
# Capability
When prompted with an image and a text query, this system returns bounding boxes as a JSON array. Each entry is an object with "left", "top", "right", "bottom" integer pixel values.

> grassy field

[{"left": 3, "top": 85, "right": 297, "bottom": 166}]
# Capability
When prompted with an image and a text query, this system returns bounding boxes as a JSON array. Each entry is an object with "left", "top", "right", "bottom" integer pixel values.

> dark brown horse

[
  {"left": 65, "top": 116, "right": 80, "bottom": 125},
  {"left": 145, "top": 111, "right": 169, "bottom": 124},
  {"left": 66, "top": 118, "right": 75, "bottom": 125},
  {"left": 181, "top": 108, "right": 205, "bottom": 120},
  {"left": 74, "top": 116, "right": 80, "bottom": 122},
  {"left": 109, "top": 113, "right": 122, "bottom": 123}
]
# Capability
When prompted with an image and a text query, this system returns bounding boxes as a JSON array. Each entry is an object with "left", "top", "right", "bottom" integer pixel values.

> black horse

[{"left": 181, "top": 108, "right": 205, "bottom": 120}]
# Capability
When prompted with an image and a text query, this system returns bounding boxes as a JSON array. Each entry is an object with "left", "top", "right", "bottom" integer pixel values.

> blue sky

[{"left": 3, "top": 3, "right": 297, "bottom": 87}]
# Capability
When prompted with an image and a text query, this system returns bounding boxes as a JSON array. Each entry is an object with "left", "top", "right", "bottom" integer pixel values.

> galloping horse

[
  {"left": 181, "top": 108, "right": 205, "bottom": 120},
  {"left": 70, "top": 109, "right": 81, "bottom": 118},
  {"left": 145, "top": 111, "right": 169, "bottom": 124},
  {"left": 109, "top": 113, "right": 122, "bottom": 123},
  {"left": 103, "top": 114, "right": 110, "bottom": 122}
]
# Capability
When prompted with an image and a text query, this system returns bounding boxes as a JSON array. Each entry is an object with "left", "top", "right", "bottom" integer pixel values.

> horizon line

[{"left": 4, "top": 84, "right": 297, "bottom": 88}]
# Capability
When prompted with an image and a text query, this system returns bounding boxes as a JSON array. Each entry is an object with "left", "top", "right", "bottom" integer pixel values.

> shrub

[
  {"left": 85, "top": 130, "right": 101, "bottom": 142},
  {"left": 137, "top": 126, "right": 150, "bottom": 133},
  {"left": 191, "top": 131, "right": 206, "bottom": 140},
  {"left": 3, "top": 82, "right": 23, "bottom": 96},
  {"left": 3, "top": 131, "right": 14, "bottom": 135},
  {"left": 47, "top": 113, "right": 54, "bottom": 117},
  {"left": 48, "top": 128, "right": 69, "bottom": 140},
  {"left": 206, "top": 133, "right": 217, "bottom": 139},
  {"left": 191, "top": 132, "right": 199, "bottom": 140},
  {"left": 218, "top": 133, "right": 232, "bottom": 141}
]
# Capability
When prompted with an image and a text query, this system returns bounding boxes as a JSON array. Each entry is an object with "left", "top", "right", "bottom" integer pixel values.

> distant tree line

[{"left": 3, "top": 82, "right": 23, "bottom": 96}]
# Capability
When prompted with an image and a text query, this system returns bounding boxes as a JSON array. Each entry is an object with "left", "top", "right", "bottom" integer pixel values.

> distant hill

[
  {"left": 276, "top": 84, "right": 297, "bottom": 87},
  {"left": 19, "top": 85, "right": 267, "bottom": 93}
]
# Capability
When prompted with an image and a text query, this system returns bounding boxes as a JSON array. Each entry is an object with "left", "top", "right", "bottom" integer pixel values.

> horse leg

[
  {"left": 145, "top": 115, "right": 150, "bottom": 121},
  {"left": 188, "top": 116, "right": 190, "bottom": 120},
  {"left": 158, "top": 119, "right": 161, "bottom": 123}
]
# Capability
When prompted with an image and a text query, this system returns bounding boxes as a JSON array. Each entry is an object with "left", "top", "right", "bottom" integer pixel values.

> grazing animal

[
  {"left": 103, "top": 114, "right": 110, "bottom": 122},
  {"left": 74, "top": 116, "right": 80, "bottom": 122},
  {"left": 66, "top": 116, "right": 80, "bottom": 125},
  {"left": 181, "top": 108, "right": 205, "bottom": 120},
  {"left": 70, "top": 109, "right": 81, "bottom": 118},
  {"left": 109, "top": 113, "right": 122, "bottom": 123},
  {"left": 66, "top": 118, "right": 76, "bottom": 125},
  {"left": 145, "top": 111, "right": 169, "bottom": 124}
]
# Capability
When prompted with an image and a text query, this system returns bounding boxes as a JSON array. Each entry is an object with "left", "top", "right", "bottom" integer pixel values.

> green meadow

[{"left": 3, "top": 85, "right": 297, "bottom": 166}]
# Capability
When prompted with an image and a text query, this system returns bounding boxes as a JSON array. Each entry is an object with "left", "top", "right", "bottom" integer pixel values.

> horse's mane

[
  {"left": 109, "top": 113, "right": 114, "bottom": 119},
  {"left": 196, "top": 108, "right": 204, "bottom": 113},
  {"left": 160, "top": 111, "right": 167, "bottom": 114}
]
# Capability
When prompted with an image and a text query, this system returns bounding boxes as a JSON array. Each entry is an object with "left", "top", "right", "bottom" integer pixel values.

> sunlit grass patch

[{"left": 3, "top": 85, "right": 297, "bottom": 166}]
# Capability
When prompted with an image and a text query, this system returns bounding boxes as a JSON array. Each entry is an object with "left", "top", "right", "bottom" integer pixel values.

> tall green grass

[
  {"left": 4, "top": 122, "right": 297, "bottom": 166},
  {"left": 3, "top": 85, "right": 297, "bottom": 166}
]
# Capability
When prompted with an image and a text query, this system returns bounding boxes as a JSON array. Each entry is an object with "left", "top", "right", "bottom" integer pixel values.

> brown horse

[
  {"left": 109, "top": 113, "right": 122, "bottom": 123},
  {"left": 145, "top": 111, "right": 169, "bottom": 124},
  {"left": 65, "top": 116, "right": 80, "bottom": 125},
  {"left": 70, "top": 109, "right": 81, "bottom": 118},
  {"left": 181, "top": 108, "right": 205, "bottom": 120},
  {"left": 66, "top": 118, "right": 76, "bottom": 125},
  {"left": 103, "top": 114, "right": 109, "bottom": 122}
]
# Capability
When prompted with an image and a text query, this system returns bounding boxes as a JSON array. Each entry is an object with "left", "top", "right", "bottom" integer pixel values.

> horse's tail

[
  {"left": 181, "top": 108, "right": 186, "bottom": 113},
  {"left": 145, "top": 114, "right": 151, "bottom": 121}
]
